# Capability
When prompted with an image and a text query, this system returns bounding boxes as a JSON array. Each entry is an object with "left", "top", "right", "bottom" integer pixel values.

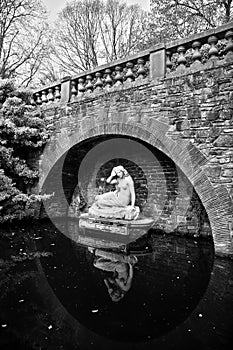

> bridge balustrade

[{"left": 33, "top": 22, "right": 233, "bottom": 105}]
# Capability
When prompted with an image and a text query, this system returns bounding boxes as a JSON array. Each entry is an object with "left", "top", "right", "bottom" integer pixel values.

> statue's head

[
  {"left": 113, "top": 165, "right": 128, "bottom": 178},
  {"left": 107, "top": 282, "right": 125, "bottom": 302}
]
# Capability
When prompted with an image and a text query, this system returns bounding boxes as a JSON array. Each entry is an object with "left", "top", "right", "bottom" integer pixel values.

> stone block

[
  {"left": 219, "top": 109, "right": 232, "bottom": 120},
  {"left": 176, "top": 120, "right": 190, "bottom": 131},
  {"left": 60, "top": 77, "right": 71, "bottom": 103},
  {"left": 196, "top": 129, "right": 209, "bottom": 138},
  {"left": 222, "top": 169, "right": 233, "bottom": 177},
  {"left": 218, "top": 157, "right": 230, "bottom": 164},
  {"left": 213, "top": 134, "right": 233, "bottom": 147},
  {"left": 190, "top": 119, "right": 202, "bottom": 127},
  {"left": 223, "top": 128, "right": 233, "bottom": 133},
  {"left": 182, "top": 130, "right": 194, "bottom": 138},
  {"left": 207, "top": 107, "right": 220, "bottom": 121},
  {"left": 211, "top": 178, "right": 232, "bottom": 183},
  {"left": 187, "top": 106, "right": 201, "bottom": 119},
  {"left": 205, "top": 166, "right": 221, "bottom": 178},
  {"left": 150, "top": 48, "right": 166, "bottom": 80},
  {"left": 177, "top": 215, "right": 186, "bottom": 224},
  {"left": 223, "top": 164, "right": 233, "bottom": 169}
]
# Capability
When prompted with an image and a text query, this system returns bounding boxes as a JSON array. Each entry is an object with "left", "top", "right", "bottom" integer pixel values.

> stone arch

[{"left": 39, "top": 118, "right": 233, "bottom": 256}]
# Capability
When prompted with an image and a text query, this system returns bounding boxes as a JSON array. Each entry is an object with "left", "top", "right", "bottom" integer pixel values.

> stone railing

[
  {"left": 165, "top": 21, "right": 233, "bottom": 75},
  {"left": 33, "top": 21, "right": 233, "bottom": 105},
  {"left": 33, "top": 50, "right": 150, "bottom": 105}
]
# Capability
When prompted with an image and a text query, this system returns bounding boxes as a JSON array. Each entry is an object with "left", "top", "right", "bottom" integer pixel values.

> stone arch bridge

[{"left": 34, "top": 23, "right": 233, "bottom": 257}]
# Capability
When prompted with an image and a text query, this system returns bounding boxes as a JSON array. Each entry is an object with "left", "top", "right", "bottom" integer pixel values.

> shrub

[{"left": 0, "top": 79, "right": 51, "bottom": 222}]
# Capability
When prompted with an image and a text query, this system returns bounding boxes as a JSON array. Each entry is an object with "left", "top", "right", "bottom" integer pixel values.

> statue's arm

[
  {"left": 106, "top": 177, "right": 117, "bottom": 184},
  {"left": 128, "top": 178, "right": 135, "bottom": 207},
  {"left": 106, "top": 167, "right": 117, "bottom": 184},
  {"left": 116, "top": 265, "right": 133, "bottom": 292}
]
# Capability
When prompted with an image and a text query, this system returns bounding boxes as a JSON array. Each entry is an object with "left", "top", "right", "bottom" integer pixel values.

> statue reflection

[{"left": 88, "top": 248, "right": 137, "bottom": 302}]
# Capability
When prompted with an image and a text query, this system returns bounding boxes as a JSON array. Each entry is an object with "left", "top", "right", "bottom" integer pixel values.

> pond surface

[{"left": 0, "top": 218, "right": 233, "bottom": 350}]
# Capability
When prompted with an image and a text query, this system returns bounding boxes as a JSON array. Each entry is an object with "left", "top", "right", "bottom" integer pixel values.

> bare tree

[
  {"left": 149, "top": 0, "right": 233, "bottom": 43},
  {"left": 0, "top": 0, "right": 50, "bottom": 87},
  {"left": 52, "top": 0, "right": 149, "bottom": 76},
  {"left": 217, "top": 0, "right": 233, "bottom": 22},
  {"left": 53, "top": 0, "right": 103, "bottom": 75},
  {"left": 37, "top": 60, "right": 60, "bottom": 86},
  {"left": 99, "top": 0, "right": 149, "bottom": 62}
]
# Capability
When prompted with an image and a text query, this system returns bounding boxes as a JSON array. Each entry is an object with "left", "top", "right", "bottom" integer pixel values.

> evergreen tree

[{"left": 0, "top": 79, "right": 51, "bottom": 222}]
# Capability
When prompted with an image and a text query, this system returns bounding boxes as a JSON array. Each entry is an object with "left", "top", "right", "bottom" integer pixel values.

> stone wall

[{"left": 165, "top": 65, "right": 233, "bottom": 196}]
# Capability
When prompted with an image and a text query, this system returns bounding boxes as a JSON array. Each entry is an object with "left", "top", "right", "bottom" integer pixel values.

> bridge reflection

[{"left": 37, "top": 217, "right": 214, "bottom": 342}]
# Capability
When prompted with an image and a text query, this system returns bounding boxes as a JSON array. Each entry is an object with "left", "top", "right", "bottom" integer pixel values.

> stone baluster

[
  {"left": 225, "top": 30, "right": 233, "bottom": 56},
  {"left": 114, "top": 66, "right": 123, "bottom": 85},
  {"left": 192, "top": 41, "right": 202, "bottom": 64},
  {"left": 94, "top": 72, "right": 103, "bottom": 91},
  {"left": 105, "top": 69, "right": 113, "bottom": 88},
  {"left": 125, "top": 62, "right": 134, "bottom": 82},
  {"left": 30, "top": 96, "right": 36, "bottom": 105},
  {"left": 41, "top": 90, "right": 48, "bottom": 104},
  {"left": 208, "top": 35, "right": 218, "bottom": 59},
  {"left": 177, "top": 45, "right": 187, "bottom": 71},
  {"left": 78, "top": 78, "right": 85, "bottom": 95},
  {"left": 166, "top": 50, "right": 172, "bottom": 73},
  {"left": 137, "top": 58, "right": 146, "bottom": 79},
  {"left": 86, "top": 75, "right": 93, "bottom": 93},
  {"left": 35, "top": 92, "right": 42, "bottom": 105},
  {"left": 71, "top": 81, "right": 77, "bottom": 100},
  {"left": 54, "top": 85, "right": 61, "bottom": 102},
  {"left": 47, "top": 88, "right": 54, "bottom": 102}
]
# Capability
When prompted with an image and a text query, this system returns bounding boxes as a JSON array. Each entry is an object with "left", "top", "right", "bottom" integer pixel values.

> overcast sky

[{"left": 42, "top": 0, "right": 151, "bottom": 21}]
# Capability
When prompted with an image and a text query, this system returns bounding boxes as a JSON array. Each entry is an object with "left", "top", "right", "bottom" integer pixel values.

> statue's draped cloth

[{"left": 88, "top": 191, "right": 139, "bottom": 220}]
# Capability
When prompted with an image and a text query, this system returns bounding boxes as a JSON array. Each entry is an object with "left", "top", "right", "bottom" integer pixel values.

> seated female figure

[
  {"left": 91, "top": 248, "right": 137, "bottom": 302},
  {"left": 88, "top": 165, "right": 139, "bottom": 220}
]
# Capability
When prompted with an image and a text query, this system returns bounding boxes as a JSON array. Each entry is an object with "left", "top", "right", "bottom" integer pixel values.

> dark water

[{"left": 0, "top": 218, "right": 233, "bottom": 350}]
